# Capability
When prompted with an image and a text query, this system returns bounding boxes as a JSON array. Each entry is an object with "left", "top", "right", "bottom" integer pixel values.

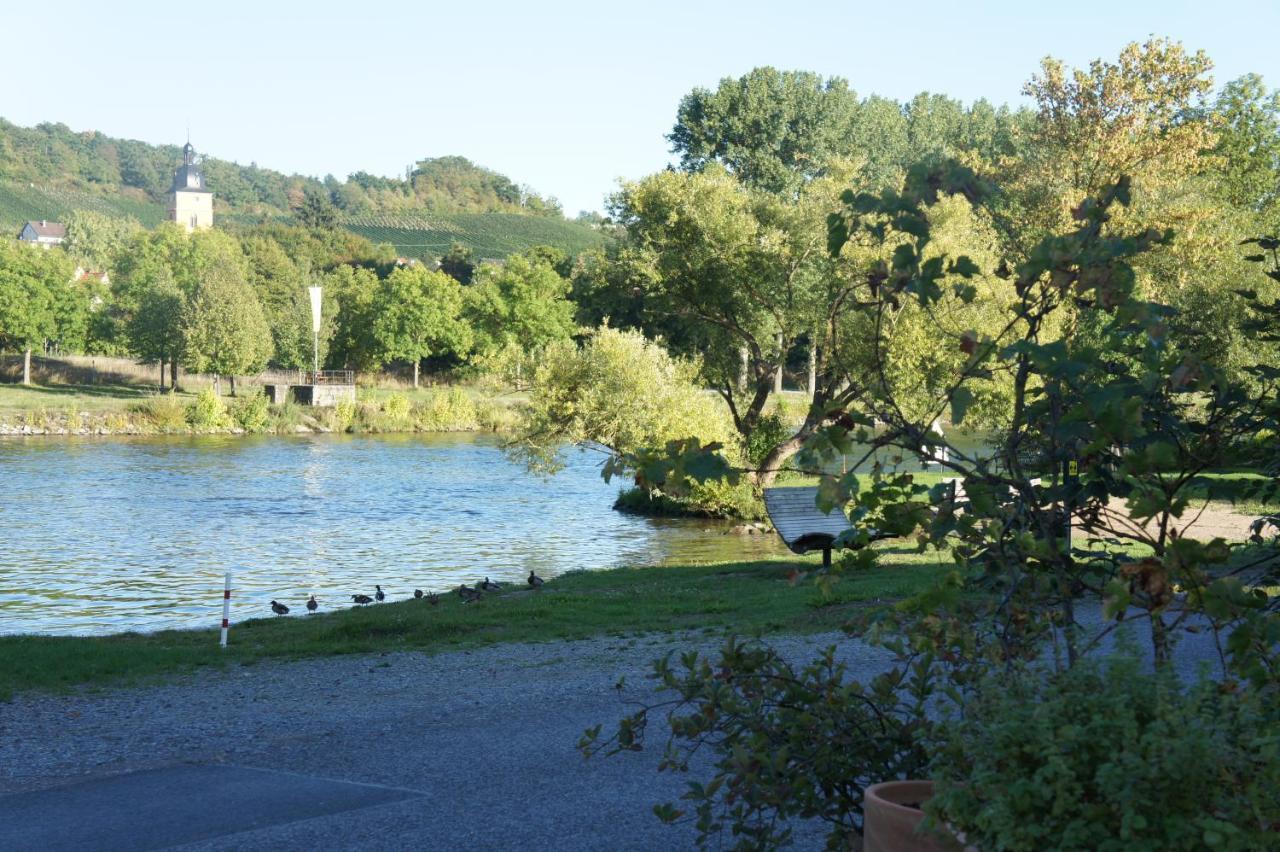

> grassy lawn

[
  {"left": 0, "top": 546, "right": 957, "bottom": 699},
  {"left": 0, "top": 382, "right": 175, "bottom": 417}
]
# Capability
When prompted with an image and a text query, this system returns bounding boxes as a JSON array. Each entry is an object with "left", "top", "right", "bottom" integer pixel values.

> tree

[
  {"left": 181, "top": 262, "right": 273, "bottom": 395},
  {"left": 63, "top": 210, "right": 143, "bottom": 273},
  {"left": 438, "top": 241, "right": 476, "bottom": 285},
  {"left": 371, "top": 266, "right": 471, "bottom": 387},
  {"left": 324, "top": 264, "right": 382, "bottom": 371},
  {"left": 127, "top": 269, "right": 185, "bottom": 388},
  {"left": 669, "top": 67, "right": 861, "bottom": 195},
  {"left": 1212, "top": 73, "right": 1280, "bottom": 215},
  {"left": 295, "top": 188, "right": 339, "bottom": 230},
  {"left": 468, "top": 253, "right": 577, "bottom": 385},
  {"left": 0, "top": 239, "right": 77, "bottom": 384}
]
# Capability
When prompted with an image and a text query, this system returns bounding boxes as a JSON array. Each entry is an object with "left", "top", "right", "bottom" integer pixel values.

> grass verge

[{"left": 0, "top": 546, "right": 955, "bottom": 700}]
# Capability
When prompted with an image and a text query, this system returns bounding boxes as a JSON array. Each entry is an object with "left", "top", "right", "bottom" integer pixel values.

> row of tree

[
  {"left": 540, "top": 41, "right": 1280, "bottom": 485},
  {"left": 0, "top": 215, "right": 579, "bottom": 392}
]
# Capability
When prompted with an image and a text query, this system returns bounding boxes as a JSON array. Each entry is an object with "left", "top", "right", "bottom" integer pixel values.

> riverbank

[
  {"left": 0, "top": 382, "right": 518, "bottom": 437},
  {"left": 0, "top": 549, "right": 955, "bottom": 699}
]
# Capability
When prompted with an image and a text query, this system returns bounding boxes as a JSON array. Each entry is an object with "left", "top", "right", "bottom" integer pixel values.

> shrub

[
  {"left": 230, "top": 393, "right": 271, "bottom": 433},
  {"left": 416, "top": 387, "right": 478, "bottom": 431},
  {"left": 333, "top": 399, "right": 358, "bottom": 432},
  {"left": 143, "top": 393, "right": 188, "bottom": 433},
  {"left": 64, "top": 406, "right": 82, "bottom": 432},
  {"left": 382, "top": 392, "right": 412, "bottom": 423},
  {"left": 186, "top": 388, "right": 229, "bottom": 430},
  {"left": 743, "top": 412, "right": 791, "bottom": 468},
  {"left": 271, "top": 402, "right": 310, "bottom": 433},
  {"left": 926, "top": 657, "right": 1280, "bottom": 852}
]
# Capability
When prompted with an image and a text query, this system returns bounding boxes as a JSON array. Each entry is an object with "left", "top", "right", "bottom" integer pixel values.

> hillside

[
  {"left": 1, "top": 180, "right": 607, "bottom": 261},
  {"left": 340, "top": 213, "right": 607, "bottom": 261}
]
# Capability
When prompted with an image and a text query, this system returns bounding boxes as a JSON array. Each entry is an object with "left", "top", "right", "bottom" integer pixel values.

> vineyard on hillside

[
  {"left": 341, "top": 213, "right": 608, "bottom": 260},
  {"left": 0, "top": 182, "right": 167, "bottom": 231}
]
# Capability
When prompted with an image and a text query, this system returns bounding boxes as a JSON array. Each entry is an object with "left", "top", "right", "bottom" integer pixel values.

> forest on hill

[{"left": 0, "top": 119, "right": 565, "bottom": 219}]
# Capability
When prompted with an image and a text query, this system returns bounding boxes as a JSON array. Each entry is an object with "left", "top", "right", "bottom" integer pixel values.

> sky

[{"left": 3, "top": 1, "right": 1279, "bottom": 215}]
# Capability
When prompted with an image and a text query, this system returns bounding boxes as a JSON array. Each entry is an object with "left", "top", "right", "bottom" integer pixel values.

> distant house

[
  {"left": 18, "top": 220, "right": 66, "bottom": 247},
  {"left": 73, "top": 267, "right": 110, "bottom": 287}
]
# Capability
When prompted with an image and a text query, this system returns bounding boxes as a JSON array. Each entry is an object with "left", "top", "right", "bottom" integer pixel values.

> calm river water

[{"left": 0, "top": 434, "right": 789, "bottom": 636}]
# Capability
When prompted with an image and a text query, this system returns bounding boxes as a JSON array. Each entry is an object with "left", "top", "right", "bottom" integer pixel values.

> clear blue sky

[{"left": 4, "top": 1, "right": 1278, "bottom": 215}]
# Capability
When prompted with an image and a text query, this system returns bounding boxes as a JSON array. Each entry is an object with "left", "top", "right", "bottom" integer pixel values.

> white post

[
  {"left": 309, "top": 286, "right": 323, "bottom": 381},
  {"left": 220, "top": 572, "right": 232, "bottom": 648}
]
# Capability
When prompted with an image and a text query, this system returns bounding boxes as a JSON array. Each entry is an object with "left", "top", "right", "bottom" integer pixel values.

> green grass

[
  {"left": 0, "top": 382, "right": 173, "bottom": 417},
  {"left": 0, "top": 548, "right": 957, "bottom": 699}
]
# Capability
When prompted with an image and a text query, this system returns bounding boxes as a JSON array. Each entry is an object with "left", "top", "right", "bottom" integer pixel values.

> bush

[
  {"left": 144, "top": 393, "right": 188, "bottom": 433},
  {"left": 926, "top": 657, "right": 1280, "bottom": 852},
  {"left": 382, "top": 392, "right": 412, "bottom": 423},
  {"left": 230, "top": 393, "right": 271, "bottom": 433},
  {"left": 186, "top": 389, "right": 229, "bottom": 430},
  {"left": 744, "top": 412, "right": 791, "bottom": 467},
  {"left": 64, "top": 406, "right": 82, "bottom": 432},
  {"left": 333, "top": 399, "right": 358, "bottom": 432},
  {"left": 416, "top": 387, "right": 478, "bottom": 431}
]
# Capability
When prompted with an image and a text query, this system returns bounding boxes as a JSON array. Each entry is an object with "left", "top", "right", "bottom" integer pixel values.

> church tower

[{"left": 169, "top": 141, "right": 213, "bottom": 232}]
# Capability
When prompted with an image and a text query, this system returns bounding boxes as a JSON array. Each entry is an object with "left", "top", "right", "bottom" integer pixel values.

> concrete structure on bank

[
  {"left": 262, "top": 370, "right": 356, "bottom": 407},
  {"left": 169, "top": 141, "right": 213, "bottom": 232}
]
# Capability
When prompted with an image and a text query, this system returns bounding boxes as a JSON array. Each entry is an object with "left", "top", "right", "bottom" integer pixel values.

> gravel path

[
  {"left": 0, "top": 610, "right": 1231, "bottom": 851},
  {"left": 0, "top": 632, "right": 894, "bottom": 850}
]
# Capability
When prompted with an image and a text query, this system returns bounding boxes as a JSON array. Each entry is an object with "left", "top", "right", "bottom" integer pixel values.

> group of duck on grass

[{"left": 268, "top": 570, "right": 546, "bottom": 617}]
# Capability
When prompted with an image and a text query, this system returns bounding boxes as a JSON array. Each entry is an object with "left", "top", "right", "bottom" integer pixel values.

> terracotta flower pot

[{"left": 863, "top": 780, "right": 963, "bottom": 852}]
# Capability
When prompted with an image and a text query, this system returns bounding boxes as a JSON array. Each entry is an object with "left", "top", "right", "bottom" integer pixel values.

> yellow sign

[{"left": 1068, "top": 460, "right": 1078, "bottom": 476}]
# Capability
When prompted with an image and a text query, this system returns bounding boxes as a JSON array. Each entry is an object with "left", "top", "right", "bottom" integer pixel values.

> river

[{"left": 0, "top": 434, "right": 788, "bottom": 636}]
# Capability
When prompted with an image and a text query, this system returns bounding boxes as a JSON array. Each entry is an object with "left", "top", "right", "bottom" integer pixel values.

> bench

[{"left": 763, "top": 487, "right": 887, "bottom": 568}]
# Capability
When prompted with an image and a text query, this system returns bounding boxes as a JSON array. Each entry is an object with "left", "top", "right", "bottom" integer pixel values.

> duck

[
  {"left": 306, "top": 595, "right": 318, "bottom": 612},
  {"left": 414, "top": 589, "right": 423, "bottom": 599},
  {"left": 426, "top": 592, "right": 440, "bottom": 606},
  {"left": 375, "top": 584, "right": 386, "bottom": 603},
  {"left": 270, "top": 600, "right": 289, "bottom": 616},
  {"left": 351, "top": 594, "right": 373, "bottom": 605},
  {"left": 480, "top": 577, "right": 501, "bottom": 592},
  {"left": 457, "top": 583, "right": 482, "bottom": 603},
  {"left": 528, "top": 570, "right": 544, "bottom": 590}
]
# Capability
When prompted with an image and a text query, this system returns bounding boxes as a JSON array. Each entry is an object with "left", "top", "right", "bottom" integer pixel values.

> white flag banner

[{"left": 308, "top": 286, "right": 323, "bottom": 334}]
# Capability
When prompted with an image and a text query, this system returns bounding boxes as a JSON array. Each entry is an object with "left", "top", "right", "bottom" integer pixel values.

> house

[
  {"left": 73, "top": 267, "right": 110, "bottom": 287},
  {"left": 18, "top": 220, "right": 66, "bottom": 247}
]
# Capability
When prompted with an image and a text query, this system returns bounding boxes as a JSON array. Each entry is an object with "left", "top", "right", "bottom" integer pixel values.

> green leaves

[{"left": 949, "top": 387, "right": 975, "bottom": 426}]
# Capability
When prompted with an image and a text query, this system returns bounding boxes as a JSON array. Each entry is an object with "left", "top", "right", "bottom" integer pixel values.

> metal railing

[{"left": 302, "top": 370, "right": 355, "bottom": 385}]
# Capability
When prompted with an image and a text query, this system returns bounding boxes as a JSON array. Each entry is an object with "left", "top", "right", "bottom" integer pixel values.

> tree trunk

[
  {"left": 22, "top": 348, "right": 31, "bottom": 386},
  {"left": 171, "top": 361, "right": 179, "bottom": 392},
  {"left": 807, "top": 342, "right": 817, "bottom": 398},
  {"left": 773, "top": 334, "right": 784, "bottom": 395},
  {"left": 229, "top": 375, "right": 237, "bottom": 397},
  {"left": 756, "top": 415, "right": 825, "bottom": 487},
  {"left": 213, "top": 375, "right": 221, "bottom": 396},
  {"left": 159, "top": 359, "right": 166, "bottom": 391},
  {"left": 738, "top": 346, "right": 749, "bottom": 392},
  {"left": 413, "top": 360, "right": 420, "bottom": 389}
]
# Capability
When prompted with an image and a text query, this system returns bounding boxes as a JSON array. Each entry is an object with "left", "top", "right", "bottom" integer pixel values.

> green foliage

[
  {"left": 743, "top": 412, "right": 790, "bottom": 467},
  {"left": 143, "top": 392, "right": 188, "bottom": 432},
  {"left": 927, "top": 658, "right": 1280, "bottom": 852},
  {"left": 468, "top": 252, "right": 577, "bottom": 367},
  {"left": 180, "top": 235, "right": 274, "bottom": 379},
  {"left": 512, "top": 326, "right": 737, "bottom": 474},
  {"left": 230, "top": 392, "right": 271, "bottom": 433},
  {"left": 370, "top": 266, "right": 472, "bottom": 378},
  {"left": 581, "top": 638, "right": 934, "bottom": 848},
  {"left": 382, "top": 392, "right": 412, "bottom": 422},
  {"left": 185, "top": 388, "right": 229, "bottom": 430},
  {"left": 0, "top": 236, "right": 82, "bottom": 359}
]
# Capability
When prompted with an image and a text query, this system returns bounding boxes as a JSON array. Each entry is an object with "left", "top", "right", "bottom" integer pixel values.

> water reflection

[{"left": 0, "top": 434, "right": 786, "bottom": 635}]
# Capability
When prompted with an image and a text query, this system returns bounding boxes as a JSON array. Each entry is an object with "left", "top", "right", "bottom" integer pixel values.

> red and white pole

[{"left": 220, "top": 572, "right": 232, "bottom": 648}]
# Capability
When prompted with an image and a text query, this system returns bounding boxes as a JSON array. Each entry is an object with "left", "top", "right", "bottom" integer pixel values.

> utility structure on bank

[{"left": 261, "top": 285, "right": 356, "bottom": 406}]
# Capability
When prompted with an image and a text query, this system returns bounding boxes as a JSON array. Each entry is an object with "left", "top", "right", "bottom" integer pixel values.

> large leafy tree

[
  {"left": 0, "top": 238, "right": 78, "bottom": 384},
  {"left": 669, "top": 67, "right": 861, "bottom": 195},
  {"left": 371, "top": 266, "right": 471, "bottom": 387},
  {"left": 468, "top": 253, "right": 577, "bottom": 384},
  {"left": 1212, "top": 73, "right": 1280, "bottom": 216},
  {"left": 181, "top": 259, "right": 273, "bottom": 395},
  {"left": 62, "top": 210, "right": 143, "bottom": 273}
]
